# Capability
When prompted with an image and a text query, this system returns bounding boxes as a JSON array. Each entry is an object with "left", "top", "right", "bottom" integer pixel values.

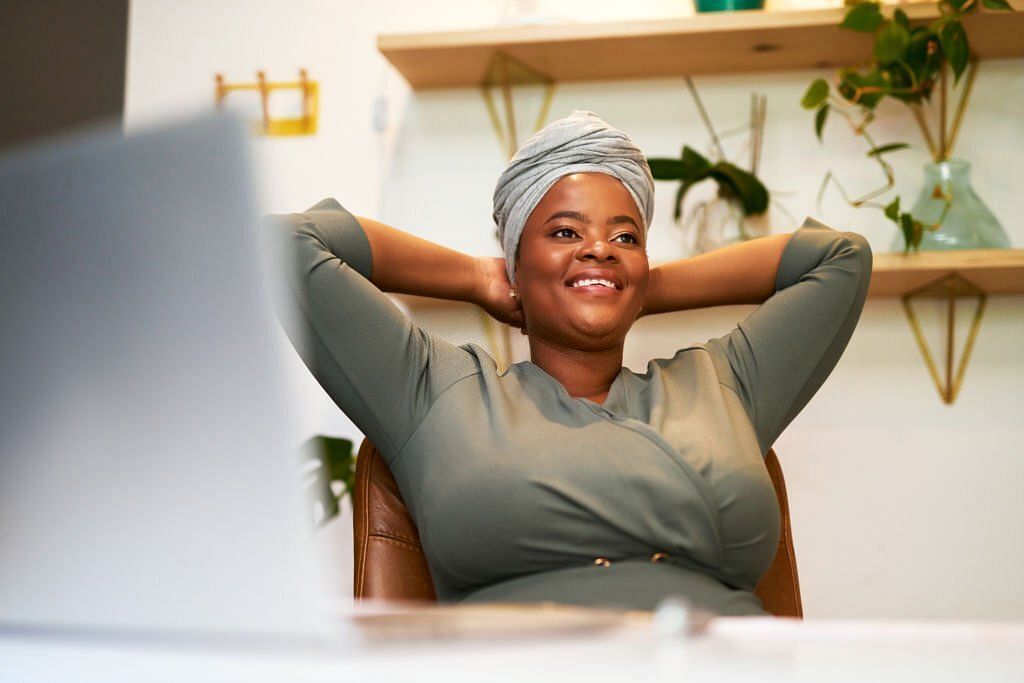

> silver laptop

[{"left": 0, "top": 114, "right": 322, "bottom": 639}]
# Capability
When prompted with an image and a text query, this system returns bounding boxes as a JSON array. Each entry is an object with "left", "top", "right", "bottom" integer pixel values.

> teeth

[{"left": 572, "top": 278, "right": 616, "bottom": 289}]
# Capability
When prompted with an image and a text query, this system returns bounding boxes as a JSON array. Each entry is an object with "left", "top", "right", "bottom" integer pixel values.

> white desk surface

[{"left": 4, "top": 606, "right": 1024, "bottom": 683}]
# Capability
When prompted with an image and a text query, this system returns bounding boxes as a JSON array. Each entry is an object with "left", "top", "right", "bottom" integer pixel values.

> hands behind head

[{"left": 475, "top": 256, "right": 527, "bottom": 334}]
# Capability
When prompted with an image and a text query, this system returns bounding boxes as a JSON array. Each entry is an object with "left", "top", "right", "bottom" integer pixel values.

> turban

[{"left": 491, "top": 110, "right": 655, "bottom": 285}]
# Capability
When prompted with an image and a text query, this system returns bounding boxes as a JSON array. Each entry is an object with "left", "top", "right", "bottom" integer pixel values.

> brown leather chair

[{"left": 353, "top": 438, "right": 803, "bottom": 617}]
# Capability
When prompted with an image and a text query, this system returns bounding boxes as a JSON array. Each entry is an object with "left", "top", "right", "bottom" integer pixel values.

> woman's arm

[
  {"left": 352, "top": 214, "right": 480, "bottom": 301},
  {"left": 261, "top": 198, "right": 484, "bottom": 463},
  {"left": 641, "top": 233, "right": 794, "bottom": 316},
  {"left": 352, "top": 215, "right": 524, "bottom": 329},
  {"left": 700, "top": 218, "right": 873, "bottom": 456}
]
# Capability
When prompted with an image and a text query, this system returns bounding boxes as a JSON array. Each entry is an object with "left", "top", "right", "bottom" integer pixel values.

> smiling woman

[{"left": 262, "top": 110, "right": 872, "bottom": 616}]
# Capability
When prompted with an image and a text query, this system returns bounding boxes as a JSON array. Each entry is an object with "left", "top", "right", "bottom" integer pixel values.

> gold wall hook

[
  {"left": 901, "top": 271, "right": 987, "bottom": 404},
  {"left": 214, "top": 69, "right": 319, "bottom": 136}
]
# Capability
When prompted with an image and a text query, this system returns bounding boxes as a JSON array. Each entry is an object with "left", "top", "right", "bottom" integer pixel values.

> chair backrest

[{"left": 353, "top": 438, "right": 803, "bottom": 617}]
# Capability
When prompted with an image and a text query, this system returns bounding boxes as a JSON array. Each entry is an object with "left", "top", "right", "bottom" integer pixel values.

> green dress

[{"left": 263, "top": 199, "right": 872, "bottom": 616}]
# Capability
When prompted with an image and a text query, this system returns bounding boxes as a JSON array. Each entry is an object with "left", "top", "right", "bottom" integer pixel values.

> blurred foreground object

[
  {"left": 0, "top": 113, "right": 319, "bottom": 638},
  {"left": 0, "top": 0, "right": 128, "bottom": 149}
]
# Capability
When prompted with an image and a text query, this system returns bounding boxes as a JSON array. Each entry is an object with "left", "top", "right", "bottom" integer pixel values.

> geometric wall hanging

[{"left": 901, "top": 271, "right": 987, "bottom": 404}]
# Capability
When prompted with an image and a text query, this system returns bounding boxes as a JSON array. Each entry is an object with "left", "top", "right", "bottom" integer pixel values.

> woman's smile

[{"left": 564, "top": 267, "right": 625, "bottom": 298}]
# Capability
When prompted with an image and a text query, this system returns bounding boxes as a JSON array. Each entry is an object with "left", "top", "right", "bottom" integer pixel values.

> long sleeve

[
  {"left": 703, "top": 217, "right": 873, "bottom": 456},
  {"left": 260, "top": 198, "right": 479, "bottom": 464}
]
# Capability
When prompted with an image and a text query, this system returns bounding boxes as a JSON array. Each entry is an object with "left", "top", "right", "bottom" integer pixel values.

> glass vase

[
  {"left": 889, "top": 159, "right": 1011, "bottom": 252},
  {"left": 688, "top": 187, "right": 770, "bottom": 255}
]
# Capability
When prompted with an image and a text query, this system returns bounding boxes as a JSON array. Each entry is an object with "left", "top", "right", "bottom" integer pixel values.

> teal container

[{"left": 695, "top": 0, "right": 765, "bottom": 11}]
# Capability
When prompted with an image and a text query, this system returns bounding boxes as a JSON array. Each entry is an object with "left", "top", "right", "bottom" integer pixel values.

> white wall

[{"left": 126, "top": 0, "right": 1024, "bottom": 619}]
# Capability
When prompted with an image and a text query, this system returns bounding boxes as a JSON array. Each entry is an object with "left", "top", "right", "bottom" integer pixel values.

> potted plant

[
  {"left": 801, "top": 0, "right": 1015, "bottom": 253},
  {"left": 647, "top": 78, "right": 771, "bottom": 254}
]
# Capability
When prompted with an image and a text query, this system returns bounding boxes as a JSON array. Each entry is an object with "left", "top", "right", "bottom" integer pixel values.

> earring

[{"left": 509, "top": 288, "right": 517, "bottom": 298}]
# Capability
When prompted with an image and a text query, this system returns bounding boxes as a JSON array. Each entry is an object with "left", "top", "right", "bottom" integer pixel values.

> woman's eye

[
  {"left": 552, "top": 227, "right": 578, "bottom": 238},
  {"left": 614, "top": 233, "right": 639, "bottom": 244}
]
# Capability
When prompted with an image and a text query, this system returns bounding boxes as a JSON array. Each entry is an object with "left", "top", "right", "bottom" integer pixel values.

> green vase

[{"left": 890, "top": 159, "right": 1011, "bottom": 252}]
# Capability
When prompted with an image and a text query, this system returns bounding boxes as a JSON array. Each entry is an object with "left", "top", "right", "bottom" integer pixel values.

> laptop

[{"left": 0, "top": 113, "right": 323, "bottom": 640}]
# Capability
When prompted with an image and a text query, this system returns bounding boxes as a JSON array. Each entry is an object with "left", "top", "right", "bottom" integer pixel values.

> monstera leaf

[{"left": 301, "top": 435, "right": 356, "bottom": 528}]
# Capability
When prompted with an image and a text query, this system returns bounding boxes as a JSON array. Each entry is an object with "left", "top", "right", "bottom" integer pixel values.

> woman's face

[{"left": 514, "top": 172, "right": 649, "bottom": 350}]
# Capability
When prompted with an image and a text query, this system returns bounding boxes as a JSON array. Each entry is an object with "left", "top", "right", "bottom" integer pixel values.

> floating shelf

[
  {"left": 869, "top": 248, "right": 1024, "bottom": 297},
  {"left": 391, "top": 248, "right": 1024, "bottom": 312},
  {"left": 378, "top": 2, "right": 1024, "bottom": 89}
]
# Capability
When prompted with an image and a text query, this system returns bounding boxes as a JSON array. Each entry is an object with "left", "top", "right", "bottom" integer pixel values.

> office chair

[{"left": 353, "top": 438, "right": 803, "bottom": 618}]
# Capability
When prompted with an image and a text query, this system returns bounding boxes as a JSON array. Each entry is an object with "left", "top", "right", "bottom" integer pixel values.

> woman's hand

[{"left": 474, "top": 256, "right": 525, "bottom": 332}]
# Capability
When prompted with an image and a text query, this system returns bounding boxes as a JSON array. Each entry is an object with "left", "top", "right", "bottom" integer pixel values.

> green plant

[
  {"left": 301, "top": 435, "right": 356, "bottom": 528},
  {"left": 647, "top": 145, "right": 770, "bottom": 223},
  {"left": 801, "top": 0, "right": 1015, "bottom": 252},
  {"left": 647, "top": 78, "right": 770, "bottom": 228}
]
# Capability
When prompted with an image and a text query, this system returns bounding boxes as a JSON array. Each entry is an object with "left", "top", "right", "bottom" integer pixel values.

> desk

[{"left": 4, "top": 607, "right": 1024, "bottom": 682}]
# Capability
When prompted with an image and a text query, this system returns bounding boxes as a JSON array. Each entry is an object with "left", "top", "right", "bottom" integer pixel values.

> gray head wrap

[{"left": 492, "top": 110, "right": 655, "bottom": 285}]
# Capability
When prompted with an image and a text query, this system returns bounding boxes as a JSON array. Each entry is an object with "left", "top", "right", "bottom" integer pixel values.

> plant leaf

[
  {"left": 904, "top": 29, "right": 937, "bottom": 95},
  {"left": 900, "top": 213, "right": 917, "bottom": 251},
  {"left": 838, "top": 68, "right": 887, "bottom": 109},
  {"left": 841, "top": 1, "right": 884, "bottom": 33},
  {"left": 709, "top": 163, "right": 770, "bottom": 215},
  {"left": 671, "top": 147, "right": 714, "bottom": 222},
  {"left": 875, "top": 21, "right": 911, "bottom": 64},
  {"left": 647, "top": 157, "right": 687, "bottom": 180},
  {"left": 939, "top": 21, "right": 969, "bottom": 83},
  {"left": 680, "top": 145, "right": 713, "bottom": 178},
  {"left": 802, "top": 78, "right": 830, "bottom": 109},
  {"left": 815, "top": 104, "right": 830, "bottom": 141},
  {"left": 884, "top": 196, "right": 900, "bottom": 221},
  {"left": 673, "top": 180, "right": 695, "bottom": 222},
  {"left": 867, "top": 142, "right": 911, "bottom": 157},
  {"left": 982, "top": 0, "right": 1012, "bottom": 9},
  {"left": 912, "top": 219, "right": 925, "bottom": 249},
  {"left": 301, "top": 435, "right": 355, "bottom": 528},
  {"left": 894, "top": 8, "right": 910, "bottom": 29}
]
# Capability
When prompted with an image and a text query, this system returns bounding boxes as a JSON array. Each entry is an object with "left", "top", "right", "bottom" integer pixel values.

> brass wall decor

[
  {"left": 481, "top": 51, "right": 557, "bottom": 160},
  {"left": 901, "top": 272, "right": 987, "bottom": 404},
  {"left": 478, "top": 51, "right": 557, "bottom": 371},
  {"left": 215, "top": 69, "right": 319, "bottom": 136}
]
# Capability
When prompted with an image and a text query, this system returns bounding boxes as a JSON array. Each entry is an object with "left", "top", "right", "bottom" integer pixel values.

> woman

[{"left": 263, "top": 110, "right": 872, "bottom": 616}]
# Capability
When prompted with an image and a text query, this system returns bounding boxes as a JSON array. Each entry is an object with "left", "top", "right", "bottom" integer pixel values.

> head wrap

[{"left": 492, "top": 110, "right": 655, "bottom": 285}]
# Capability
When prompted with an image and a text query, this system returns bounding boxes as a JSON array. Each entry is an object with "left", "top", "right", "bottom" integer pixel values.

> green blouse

[{"left": 263, "top": 199, "right": 872, "bottom": 615}]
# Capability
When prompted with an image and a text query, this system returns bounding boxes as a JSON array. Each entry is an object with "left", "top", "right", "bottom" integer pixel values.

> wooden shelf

[
  {"left": 869, "top": 248, "right": 1024, "bottom": 297},
  {"left": 378, "top": 2, "right": 1024, "bottom": 89},
  {"left": 390, "top": 249, "right": 1024, "bottom": 313}
]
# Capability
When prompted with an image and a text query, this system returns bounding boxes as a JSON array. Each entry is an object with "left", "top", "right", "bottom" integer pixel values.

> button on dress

[{"left": 263, "top": 198, "right": 872, "bottom": 616}]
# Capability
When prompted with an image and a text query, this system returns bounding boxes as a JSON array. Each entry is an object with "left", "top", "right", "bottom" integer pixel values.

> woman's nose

[{"left": 576, "top": 238, "right": 615, "bottom": 261}]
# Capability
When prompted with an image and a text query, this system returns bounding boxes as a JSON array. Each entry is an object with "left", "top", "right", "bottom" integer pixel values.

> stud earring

[{"left": 509, "top": 288, "right": 517, "bottom": 298}]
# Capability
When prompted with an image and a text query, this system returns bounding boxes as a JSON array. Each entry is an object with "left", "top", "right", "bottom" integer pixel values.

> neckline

[{"left": 514, "top": 359, "right": 628, "bottom": 410}]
